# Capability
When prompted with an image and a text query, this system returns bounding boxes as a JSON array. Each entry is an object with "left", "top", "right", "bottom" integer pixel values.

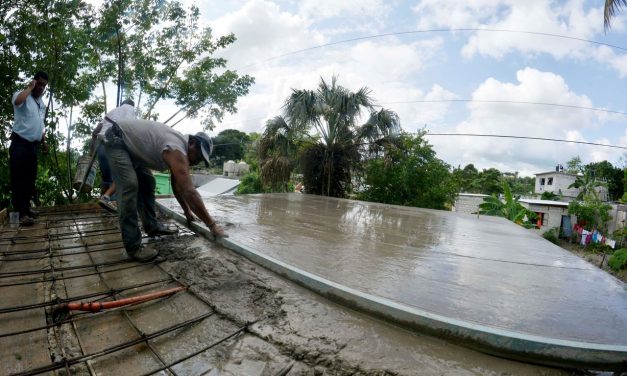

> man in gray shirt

[{"left": 104, "top": 118, "right": 226, "bottom": 261}]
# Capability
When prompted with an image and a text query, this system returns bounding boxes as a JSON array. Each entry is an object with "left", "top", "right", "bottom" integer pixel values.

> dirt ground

[
  {"left": 556, "top": 240, "right": 627, "bottom": 284},
  {"left": 150, "top": 233, "right": 592, "bottom": 376}
]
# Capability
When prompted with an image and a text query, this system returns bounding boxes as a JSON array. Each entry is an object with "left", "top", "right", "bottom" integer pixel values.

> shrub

[
  {"left": 235, "top": 172, "right": 265, "bottom": 195},
  {"left": 542, "top": 228, "right": 559, "bottom": 244},
  {"left": 589, "top": 242, "right": 614, "bottom": 254},
  {"left": 608, "top": 249, "right": 627, "bottom": 271}
]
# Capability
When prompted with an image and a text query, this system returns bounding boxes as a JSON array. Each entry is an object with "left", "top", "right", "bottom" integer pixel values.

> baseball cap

[{"left": 192, "top": 132, "right": 213, "bottom": 167}]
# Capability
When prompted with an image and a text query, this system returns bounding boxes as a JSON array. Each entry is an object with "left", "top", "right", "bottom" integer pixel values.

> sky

[{"left": 140, "top": 0, "right": 627, "bottom": 176}]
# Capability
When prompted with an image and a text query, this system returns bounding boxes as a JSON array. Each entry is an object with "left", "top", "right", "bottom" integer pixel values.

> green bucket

[{"left": 154, "top": 172, "right": 172, "bottom": 195}]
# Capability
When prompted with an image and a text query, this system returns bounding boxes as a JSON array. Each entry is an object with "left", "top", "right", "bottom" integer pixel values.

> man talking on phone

[{"left": 10, "top": 71, "right": 48, "bottom": 226}]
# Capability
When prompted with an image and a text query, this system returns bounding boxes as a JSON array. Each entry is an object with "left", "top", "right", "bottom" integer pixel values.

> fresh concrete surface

[{"left": 158, "top": 193, "right": 627, "bottom": 370}]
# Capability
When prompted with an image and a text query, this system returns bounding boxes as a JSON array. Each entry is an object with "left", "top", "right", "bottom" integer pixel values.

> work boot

[
  {"left": 28, "top": 208, "right": 40, "bottom": 218},
  {"left": 147, "top": 223, "right": 178, "bottom": 237},
  {"left": 20, "top": 215, "right": 35, "bottom": 227},
  {"left": 128, "top": 244, "right": 159, "bottom": 262}
]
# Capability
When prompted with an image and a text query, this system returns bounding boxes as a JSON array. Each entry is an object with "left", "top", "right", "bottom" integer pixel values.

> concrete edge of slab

[{"left": 157, "top": 201, "right": 627, "bottom": 372}]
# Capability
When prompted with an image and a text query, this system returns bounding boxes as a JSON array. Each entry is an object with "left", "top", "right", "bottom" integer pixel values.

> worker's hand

[
  {"left": 27, "top": 79, "right": 36, "bottom": 91},
  {"left": 41, "top": 142, "right": 49, "bottom": 154}
]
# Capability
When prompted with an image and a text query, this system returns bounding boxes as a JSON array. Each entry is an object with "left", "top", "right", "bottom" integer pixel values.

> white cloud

[
  {"left": 412, "top": 0, "right": 612, "bottom": 62},
  {"left": 210, "top": 0, "right": 325, "bottom": 69},
  {"left": 429, "top": 67, "right": 622, "bottom": 175},
  {"left": 298, "top": 0, "right": 391, "bottom": 24},
  {"left": 213, "top": 34, "right": 447, "bottom": 134}
]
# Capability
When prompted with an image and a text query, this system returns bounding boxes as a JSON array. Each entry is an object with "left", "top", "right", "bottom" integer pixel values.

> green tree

[
  {"left": 258, "top": 116, "right": 303, "bottom": 192},
  {"left": 478, "top": 182, "right": 537, "bottom": 228},
  {"left": 476, "top": 168, "right": 503, "bottom": 195},
  {"left": 1, "top": 1, "right": 97, "bottom": 206},
  {"left": 568, "top": 199, "right": 612, "bottom": 232},
  {"left": 454, "top": 164, "right": 480, "bottom": 193},
  {"left": 502, "top": 171, "right": 534, "bottom": 196},
  {"left": 267, "top": 76, "right": 401, "bottom": 197},
  {"left": 211, "top": 129, "right": 249, "bottom": 164},
  {"left": 358, "top": 132, "right": 458, "bottom": 209},
  {"left": 565, "top": 156, "right": 583, "bottom": 174},
  {"left": 0, "top": 1, "right": 253, "bottom": 209},
  {"left": 585, "top": 160, "right": 624, "bottom": 201}
]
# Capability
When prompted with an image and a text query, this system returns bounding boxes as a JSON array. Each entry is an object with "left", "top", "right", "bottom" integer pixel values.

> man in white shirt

[
  {"left": 90, "top": 99, "right": 137, "bottom": 211},
  {"left": 10, "top": 71, "right": 48, "bottom": 226}
]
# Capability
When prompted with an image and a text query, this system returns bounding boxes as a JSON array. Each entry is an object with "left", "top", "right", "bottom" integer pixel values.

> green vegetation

[
  {"left": 258, "top": 116, "right": 302, "bottom": 192},
  {"left": 358, "top": 132, "right": 458, "bottom": 209},
  {"left": 452, "top": 164, "right": 534, "bottom": 196},
  {"left": 0, "top": 0, "right": 253, "bottom": 209},
  {"left": 211, "top": 129, "right": 250, "bottom": 165},
  {"left": 608, "top": 249, "right": 627, "bottom": 271},
  {"left": 540, "top": 191, "right": 560, "bottom": 200},
  {"left": 261, "top": 76, "right": 402, "bottom": 198},
  {"left": 568, "top": 199, "right": 612, "bottom": 232},
  {"left": 235, "top": 172, "right": 265, "bottom": 195},
  {"left": 478, "top": 182, "right": 537, "bottom": 228},
  {"left": 542, "top": 227, "right": 560, "bottom": 244}
]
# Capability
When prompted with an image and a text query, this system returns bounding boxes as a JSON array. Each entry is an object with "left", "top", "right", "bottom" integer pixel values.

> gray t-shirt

[{"left": 116, "top": 119, "right": 188, "bottom": 171}]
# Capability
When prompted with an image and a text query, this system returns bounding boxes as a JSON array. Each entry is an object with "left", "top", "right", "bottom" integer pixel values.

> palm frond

[{"left": 605, "top": 0, "right": 627, "bottom": 31}]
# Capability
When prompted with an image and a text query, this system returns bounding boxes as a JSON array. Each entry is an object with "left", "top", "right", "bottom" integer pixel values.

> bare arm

[
  {"left": 90, "top": 121, "right": 104, "bottom": 154},
  {"left": 162, "top": 149, "right": 226, "bottom": 236},
  {"left": 170, "top": 172, "right": 193, "bottom": 224},
  {"left": 14, "top": 80, "right": 36, "bottom": 106}
]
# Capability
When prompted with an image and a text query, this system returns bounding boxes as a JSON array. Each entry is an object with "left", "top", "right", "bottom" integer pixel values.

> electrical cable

[
  {"left": 236, "top": 27, "right": 627, "bottom": 71},
  {"left": 423, "top": 132, "right": 627, "bottom": 150}
]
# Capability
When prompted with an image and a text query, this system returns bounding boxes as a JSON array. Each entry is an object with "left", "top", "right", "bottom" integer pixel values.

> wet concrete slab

[{"left": 158, "top": 193, "right": 627, "bottom": 369}]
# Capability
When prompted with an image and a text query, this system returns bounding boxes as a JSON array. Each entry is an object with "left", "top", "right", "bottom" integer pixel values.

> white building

[
  {"left": 534, "top": 170, "right": 608, "bottom": 201},
  {"left": 519, "top": 199, "right": 572, "bottom": 235}
]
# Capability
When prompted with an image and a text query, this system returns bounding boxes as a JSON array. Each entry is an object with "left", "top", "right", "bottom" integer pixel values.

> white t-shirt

[{"left": 95, "top": 104, "right": 136, "bottom": 139}]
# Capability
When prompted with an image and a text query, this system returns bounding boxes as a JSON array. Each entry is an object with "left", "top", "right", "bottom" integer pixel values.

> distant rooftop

[
  {"left": 520, "top": 198, "right": 569, "bottom": 207},
  {"left": 534, "top": 171, "right": 579, "bottom": 177},
  {"left": 457, "top": 193, "right": 489, "bottom": 197}
]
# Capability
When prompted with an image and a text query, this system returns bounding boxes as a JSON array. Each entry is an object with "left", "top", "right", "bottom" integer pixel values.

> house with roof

[{"left": 534, "top": 167, "right": 608, "bottom": 202}]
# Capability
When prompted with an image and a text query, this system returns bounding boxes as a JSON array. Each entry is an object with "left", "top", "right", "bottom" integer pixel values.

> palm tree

[
  {"left": 605, "top": 0, "right": 627, "bottom": 31},
  {"left": 568, "top": 171, "right": 606, "bottom": 200},
  {"left": 258, "top": 116, "right": 300, "bottom": 191},
  {"left": 279, "top": 76, "right": 401, "bottom": 197}
]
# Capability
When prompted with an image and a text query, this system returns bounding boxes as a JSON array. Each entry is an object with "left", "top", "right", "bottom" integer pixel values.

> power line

[
  {"left": 212, "top": 133, "right": 627, "bottom": 151},
  {"left": 216, "top": 99, "right": 627, "bottom": 130},
  {"left": 379, "top": 99, "right": 627, "bottom": 117},
  {"left": 424, "top": 132, "right": 627, "bottom": 150},
  {"left": 236, "top": 28, "right": 627, "bottom": 71}
]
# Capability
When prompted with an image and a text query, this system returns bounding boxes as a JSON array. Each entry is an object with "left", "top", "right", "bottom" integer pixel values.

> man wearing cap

[{"left": 104, "top": 118, "right": 226, "bottom": 262}]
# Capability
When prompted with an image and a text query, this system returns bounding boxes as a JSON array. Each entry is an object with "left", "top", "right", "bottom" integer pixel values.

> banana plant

[{"left": 479, "top": 182, "right": 537, "bottom": 228}]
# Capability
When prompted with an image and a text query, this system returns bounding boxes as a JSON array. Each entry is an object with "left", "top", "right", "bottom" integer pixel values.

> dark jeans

[
  {"left": 97, "top": 143, "right": 112, "bottom": 191},
  {"left": 104, "top": 125, "right": 159, "bottom": 253},
  {"left": 9, "top": 133, "right": 38, "bottom": 217}
]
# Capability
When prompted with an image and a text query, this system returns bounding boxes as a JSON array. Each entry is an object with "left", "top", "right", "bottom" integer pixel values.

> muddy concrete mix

[{"left": 149, "top": 233, "right": 578, "bottom": 376}]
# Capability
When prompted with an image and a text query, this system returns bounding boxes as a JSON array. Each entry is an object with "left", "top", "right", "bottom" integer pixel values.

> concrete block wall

[{"left": 453, "top": 194, "right": 488, "bottom": 215}]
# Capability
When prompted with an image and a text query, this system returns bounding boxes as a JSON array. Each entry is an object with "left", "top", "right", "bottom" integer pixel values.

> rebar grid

[
  {"left": 2, "top": 205, "right": 247, "bottom": 376},
  {"left": 68, "top": 214, "right": 180, "bottom": 376}
]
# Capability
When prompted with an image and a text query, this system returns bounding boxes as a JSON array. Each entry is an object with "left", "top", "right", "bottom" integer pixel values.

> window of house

[
  {"left": 547, "top": 177, "right": 553, "bottom": 185},
  {"left": 540, "top": 178, "right": 545, "bottom": 185}
]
